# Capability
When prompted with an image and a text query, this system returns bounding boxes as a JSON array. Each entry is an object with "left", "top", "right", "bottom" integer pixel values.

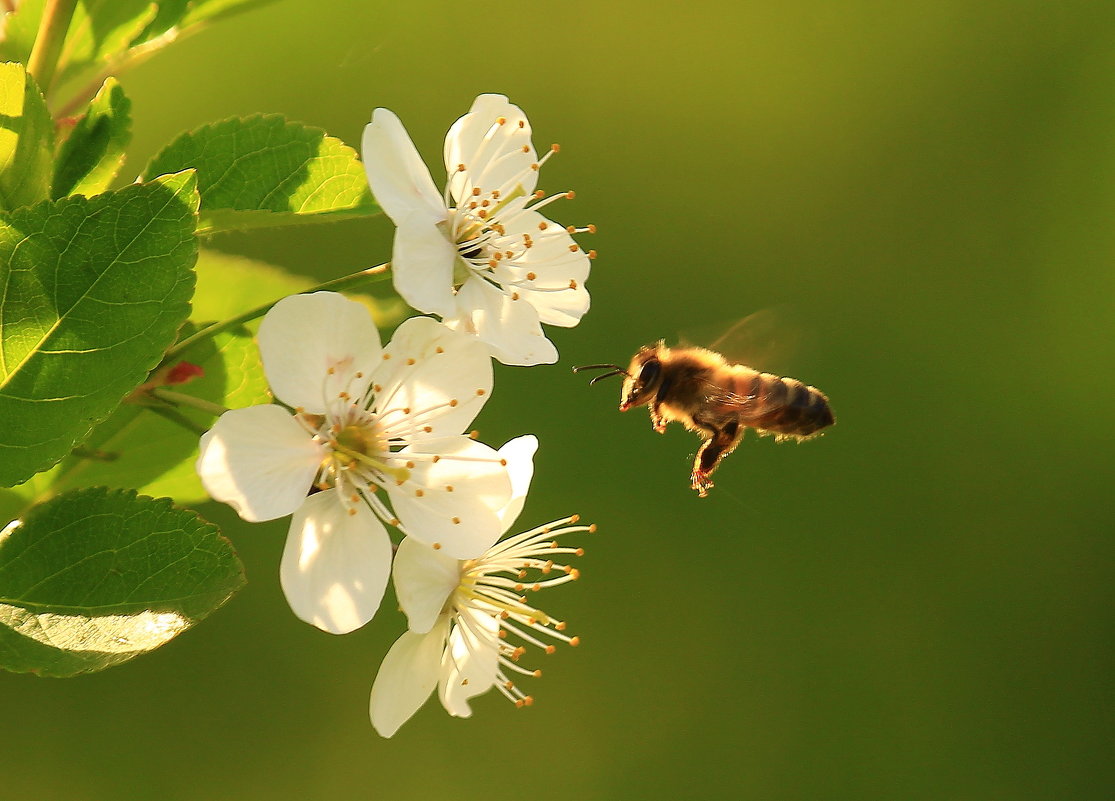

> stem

[
  {"left": 27, "top": 0, "right": 79, "bottom": 94},
  {"left": 164, "top": 263, "right": 392, "bottom": 360},
  {"left": 148, "top": 387, "right": 229, "bottom": 418}
]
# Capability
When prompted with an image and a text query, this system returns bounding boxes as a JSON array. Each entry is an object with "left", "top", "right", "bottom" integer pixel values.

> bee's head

[{"left": 619, "top": 344, "right": 665, "bottom": 412}]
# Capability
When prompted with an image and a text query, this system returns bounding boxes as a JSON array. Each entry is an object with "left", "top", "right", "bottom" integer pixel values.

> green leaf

[
  {"left": 143, "top": 115, "right": 378, "bottom": 234},
  {"left": 0, "top": 171, "right": 200, "bottom": 488},
  {"left": 0, "top": 0, "right": 44, "bottom": 67},
  {"left": 0, "top": 62, "right": 54, "bottom": 211},
  {"left": 54, "top": 1, "right": 157, "bottom": 89},
  {"left": 0, "top": 487, "right": 244, "bottom": 676},
  {"left": 53, "top": 77, "right": 132, "bottom": 198}
]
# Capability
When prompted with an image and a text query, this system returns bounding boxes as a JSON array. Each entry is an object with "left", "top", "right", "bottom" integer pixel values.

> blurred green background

[{"left": 4, "top": 1, "right": 1114, "bottom": 799}]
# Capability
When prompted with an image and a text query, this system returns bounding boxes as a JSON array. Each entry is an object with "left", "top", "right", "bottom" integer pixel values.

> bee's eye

[{"left": 638, "top": 359, "right": 660, "bottom": 388}]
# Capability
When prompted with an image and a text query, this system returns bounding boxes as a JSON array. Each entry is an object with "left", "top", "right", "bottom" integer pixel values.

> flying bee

[{"left": 574, "top": 342, "right": 834, "bottom": 497}]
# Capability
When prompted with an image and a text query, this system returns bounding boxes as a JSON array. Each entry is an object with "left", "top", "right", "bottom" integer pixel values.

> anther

[
  {"left": 533, "top": 190, "right": 545, "bottom": 199},
  {"left": 478, "top": 209, "right": 488, "bottom": 219},
  {"left": 531, "top": 163, "right": 539, "bottom": 171},
  {"left": 432, "top": 543, "right": 442, "bottom": 550},
  {"left": 435, "top": 346, "right": 444, "bottom": 354},
  {"left": 500, "top": 458, "right": 507, "bottom": 466},
  {"left": 445, "top": 485, "right": 454, "bottom": 492},
  {"left": 518, "top": 120, "right": 525, "bottom": 128},
  {"left": 403, "top": 407, "right": 411, "bottom": 415},
  {"left": 569, "top": 244, "right": 580, "bottom": 253},
  {"left": 570, "top": 636, "right": 581, "bottom": 647},
  {"left": 532, "top": 669, "right": 542, "bottom": 678},
  {"left": 382, "top": 353, "right": 391, "bottom": 360},
  {"left": 588, "top": 250, "right": 597, "bottom": 259},
  {"left": 526, "top": 271, "right": 536, "bottom": 280},
  {"left": 555, "top": 621, "right": 567, "bottom": 631},
  {"left": 476, "top": 387, "right": 486, "bottom": 396},
  {"left": 348, "top": 508, "right": 357, "bottom": 516},
  {"left": 457, "top": 163, "right": 466, "bottom": 172},
  {"left": 406, "top": 461, "right": 415, "bottom": 469},
  {"left": 588, "top": 524, "right": 598, "bottom": 533},
  {"left": 452, "top": 517, "right": 461, "bottom": 524},
  {"left": 575, "top": 547, "right": 585, "bottom": 556},
  {"left": 521, "top": 145, "right": 530, "bottom": 153},
  {"left": 551, "top": 143, "right": 560, "bottom": 152},
  {"left": 389, "top": 518, "right": 400, "bottom": 526},
  {"left": 538, "top": 221, "right": 548, "bottom": 230},
  {"left": 545, "top": 645, "right": 556, "bottom": 655},
  {"left": 497, "top": 117, "right": 507, "bottom": 125},
  {"left": 588, "top": 224, "right": 597, "bottom": 233},
  {"left": 415, "top": 489, "right": 425, "bottom": 497},
  {"left": 500, "top": 610, "right": 510, "bottom": 619},
  {"left": 481, "top": 199, "right": 490, "bottom": 207},
  {"left": 423, "top": 425, "right": 432, "bottom": 433},
  {"left": 433, "top": 455, "right": 442, "bottom": 462},
  {"left": 565, "top": 190, "right": 576, "bottom": 199},
  {"left": 511, "top": 292, "right": 520, "bottom": 300},
  {"left": 406, "top": 357, "right": 416, "bottom": 366},
  {"left": 449, "top": 398, "right": 459, "bottom": 407},
  {"left": 338, "top": 391, "right": 350, "bottom": 400},
  {"left": 469, "top": 430, "right": 479, "bottom": 439},
  {"left": 354, "top": 371, "right": 364, "bottom": 378},
  {"left": 472, "top": 187, "right": 481, "bottom": 196},
  {"left": 569, "top": 279, "right": 578, "bottom": 289},
  {"left": 373, "top": 383, "right": 382, "bottom": 392}
]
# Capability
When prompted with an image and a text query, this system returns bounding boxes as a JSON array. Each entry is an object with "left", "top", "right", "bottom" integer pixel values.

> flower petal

[
  {"left": 370, "top": 616, "right": 450, "bottom": 738},
  {"left": 444, "top": 276, "right": 558, "bottom": 366},
  {"left": 387, "top": 437, "right": 511, "bottom": 559},
  {"left": 392, "top": 211, "right": 458, "bottom": 318},
  {"left": 494, "top": 210, "right": 591, "bottom": 327},
  {"left": 497, "top": 435, "right": 538, "bottom": 533},
  {"left": 362, "top": 107, "right": 446, "bottom": 225},
  {"left": 438, "top": 610, "right": 499, "bottom": 717},
  {"left": 374, "top": 316, "right": 493, "bottom": 442},
  {"left": 257, "top": 292, "right": 381, "bottom": 413},
  {"left": 197, "top": 405, "right": 323, "bottom": 522},
  {"left": 280, "top": 491, "right": 392, "bottom": 634},
  {"left": 393, "top": 536, "right": 460, "bottom": 634},
  {"left": 444, "top": 94, "right": 538, "bottom": 204}
]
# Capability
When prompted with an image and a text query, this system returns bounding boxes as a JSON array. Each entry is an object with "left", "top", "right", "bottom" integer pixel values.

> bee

[{"left": 574, "top": 343, "right": 834, "bottom": 497}]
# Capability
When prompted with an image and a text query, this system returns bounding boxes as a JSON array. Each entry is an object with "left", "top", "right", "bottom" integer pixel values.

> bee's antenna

[{"left": 572, "top": 364, "right": 630, "bottom": 386}]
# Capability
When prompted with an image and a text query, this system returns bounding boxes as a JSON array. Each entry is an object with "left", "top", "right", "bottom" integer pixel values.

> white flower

[
  {"left": 197, "top": 291, "right": 529, "bottom": 634},
  {"left": 369, "top": 515, "right": 592, "bottom": 737},
  {"left": 362, "top": 93, "right": 594, "bottom": 366}
]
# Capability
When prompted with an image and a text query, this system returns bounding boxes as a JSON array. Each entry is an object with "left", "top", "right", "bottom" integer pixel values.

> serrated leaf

[
  {"left": 0, "top": 171, "right": 199, "bottom": 487},
  {"left": 0, "top": 252, "right": 305, "bottom": 509},
  {"left": 0, "top": 62, "right": 54, "bottom": 211},
  {"left": 144, "top": 115, "right": 378, "bottom": 234},
  {"left": 53, "top": 77, "right": 132, "bottom": 198},
  {"left": 0, "top": 487, "right": 244, "bottom": 676}
]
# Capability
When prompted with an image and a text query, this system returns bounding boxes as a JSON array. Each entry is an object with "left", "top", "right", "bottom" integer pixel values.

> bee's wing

[{"left": 679, "top": 307, "right": 805, "bottom": 375}]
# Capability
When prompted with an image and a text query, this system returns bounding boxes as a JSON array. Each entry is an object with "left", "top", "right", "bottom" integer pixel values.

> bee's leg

[
  {"left": 690, "top": 419, "right": 743, "bottom": 497},
  {"left": 649, "top": 402, "right": 667, "bottom": 433}
]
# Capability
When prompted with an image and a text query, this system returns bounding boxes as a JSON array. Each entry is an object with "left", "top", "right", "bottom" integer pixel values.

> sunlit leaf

[
  {"left": 0, "top": 62, "right": 54, "bottom": 211},
  {"left": 52, "top": 77, "right": 132, "bottom": 198},
  {"left": 0, "top": 0, "right": 44, "bottom": 67},
  {"left": 0, "top": 171, "right": 199, "bottom": 487},
  {"left": 144, "top": 114, "right": 378, "bottom": 234},
  {"left": 0, "top": 487, "right": 244, "bottom": 677},
  {"left": 54, "top": 1, "right": 157, "bottom": 88},
  {"left": 180, "top": 0, "right": 279, "bottom": 27}
]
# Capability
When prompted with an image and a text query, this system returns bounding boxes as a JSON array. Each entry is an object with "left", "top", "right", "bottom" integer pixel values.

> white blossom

[
  {"left": 362, "top": 94, "right": 594, "bottom": 366},
  {"left": 369, "top": 515, "right": 592, "bottom": 737},
  {"left": 197, "top": 291, "right": 528, "bottom": 634}
]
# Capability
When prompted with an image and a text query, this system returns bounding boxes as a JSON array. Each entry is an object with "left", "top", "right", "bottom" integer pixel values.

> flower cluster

[{"left": 196, "top": 96, "right": 595, "bottom": 736}]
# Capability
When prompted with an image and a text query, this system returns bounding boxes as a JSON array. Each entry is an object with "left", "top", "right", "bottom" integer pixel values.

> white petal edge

[
  {"left": 197, "top": 405, "right": 323, "bottom": 522},
  {"left": 370, "top": 616, "right": 450, "bottom": 738},
  {"left": 392, "top": 211, "right": 458, "bottom": 318},
  {"left": 374, "top": 316, "right": 493, "bottom": 443},
  {"left": 444, "top": 94, "right": 538, "bottom": 204},
  {"left": 438, "top": 611, "right": 500, "bottom": 717},
  {"left": 496, "top": 435, "right": 537, "bottom": 533},
  {"left": 280, "top": 491, "right": 393, "bottom": 634},
  {"left": 362, "top": 107, "right": 446, "bottom": 226},
  {"left": 387, "top": 437, "right": 511, "bottom": 559},
  {"left": 445, "top": 277, "right": 558, "bottom": 366},
  {"left": 257, "top": 292, "right": 381, "bottom": 413},
  {"left": 393, "top": 536, "right": 460, "bottom": 634}
]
